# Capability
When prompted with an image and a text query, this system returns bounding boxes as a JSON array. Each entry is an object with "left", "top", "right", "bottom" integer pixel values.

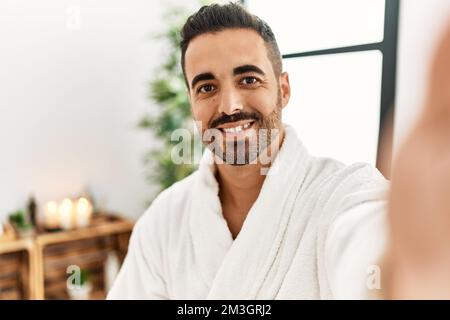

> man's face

[{"left": 184, "top": 28, "right": 290, "bottom": 165}]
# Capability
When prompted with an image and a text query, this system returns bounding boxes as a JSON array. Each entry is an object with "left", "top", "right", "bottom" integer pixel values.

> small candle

[
  {"left": 76, "top": 197, "right": 93, "bottom": 228},
  {"left": 44, "top": 201, "right": 59, "bottom": 229},
  {"left": 59, "top": 198, "right": 74, "bottom": 230}
]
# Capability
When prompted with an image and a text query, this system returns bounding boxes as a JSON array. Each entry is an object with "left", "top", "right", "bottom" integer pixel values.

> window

[{"left": 244, "top": 0, "right": 399, "bottom": 169}]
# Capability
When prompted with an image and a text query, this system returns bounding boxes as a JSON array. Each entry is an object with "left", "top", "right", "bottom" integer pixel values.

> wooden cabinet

[
  {"left": 0, "top": 214, "right": 133, "bottom": 300},
  {"left": 0, "top": 236, "right": 35, "bottom": 299}
]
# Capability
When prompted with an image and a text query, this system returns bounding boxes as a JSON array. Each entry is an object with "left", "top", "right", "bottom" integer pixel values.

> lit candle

[
  {"left": 44, "top": 201, "right": 59, "bottom": 229},
  {"left": 59, "top": 198, "right": 74, "bottom": 230},
  {"left": 75, "top": 197, "right": 93, "bottom": 228}
]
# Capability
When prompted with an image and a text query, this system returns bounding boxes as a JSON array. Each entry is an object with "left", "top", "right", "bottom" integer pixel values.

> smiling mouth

[{"left": 216, "top": 120, "right": 256, "bottom": 134}]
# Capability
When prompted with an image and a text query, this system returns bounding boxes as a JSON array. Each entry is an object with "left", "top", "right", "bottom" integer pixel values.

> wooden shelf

[
  {"left": 0, "top": 213, "right": 134, "bottom": 300},
  {"left": 0, "top": 238, "right": 34, "bottom": 255}
]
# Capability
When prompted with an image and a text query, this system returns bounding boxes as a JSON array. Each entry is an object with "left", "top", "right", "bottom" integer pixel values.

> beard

[{"left": 203, "top": 93, "right": 283, "bottom": 166}]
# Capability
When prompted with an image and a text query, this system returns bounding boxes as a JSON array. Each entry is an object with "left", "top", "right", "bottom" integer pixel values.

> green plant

[
  {"left": 78, "top": 269, "right": 89, "bottom": 286},
  {"left": 69, "top": 268, "right": 90, "bottom": 287},
  {"left": 9, "top": 210, "right": 32, "bottom": 230},
  {"left": 138, "top": 3, "right": 211, "bottom": 201}
]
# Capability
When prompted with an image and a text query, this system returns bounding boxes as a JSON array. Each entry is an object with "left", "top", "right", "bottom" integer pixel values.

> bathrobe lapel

[{"left": 189, "top": 126, "right": 311, "bottom": 299}]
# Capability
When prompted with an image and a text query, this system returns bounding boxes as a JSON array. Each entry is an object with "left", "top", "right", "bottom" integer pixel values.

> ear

[{"left": 279, "top": 71, "right": 291, "bottom": 109}]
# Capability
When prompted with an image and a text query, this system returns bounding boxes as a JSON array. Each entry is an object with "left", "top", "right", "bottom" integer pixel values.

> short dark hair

[{"left": 180, "top": 2, "right": 282, "bottom": 88}]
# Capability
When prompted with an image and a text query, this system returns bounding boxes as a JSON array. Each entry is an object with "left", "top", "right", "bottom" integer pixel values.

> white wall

[
  {"left": 395, "top": 0, "right": 450, "bottom": 150},
  {"left": 0, "top": 0, "right": 201, "bottom": 221}
]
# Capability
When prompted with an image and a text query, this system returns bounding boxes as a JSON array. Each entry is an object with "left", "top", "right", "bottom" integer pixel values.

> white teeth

[
  {"left": 223, "top": 125, "right": 243, "bottom": 133},
  {"left": 222, "top": 122, "right": 252, "bottom": 133}
]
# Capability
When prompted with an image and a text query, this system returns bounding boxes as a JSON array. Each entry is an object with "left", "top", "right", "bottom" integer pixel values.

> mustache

[{"left": 209, "top": 111, "right": 261, "bottom": 129}]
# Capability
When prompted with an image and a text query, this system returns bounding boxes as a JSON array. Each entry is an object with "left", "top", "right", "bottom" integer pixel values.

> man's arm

[
  {"left": 107, "top": 209, "right": 168, "bottom": 299},
  {"left": 325, "top": 198, "right": 387, "bottom": 299},
  {"left": 384, "top": 21, "right": 450, "bottom": 299}
]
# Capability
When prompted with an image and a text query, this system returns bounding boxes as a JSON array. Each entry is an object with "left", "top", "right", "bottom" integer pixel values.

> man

[{"left": 107, "top": 3, "right": 450, "bottom": 299}]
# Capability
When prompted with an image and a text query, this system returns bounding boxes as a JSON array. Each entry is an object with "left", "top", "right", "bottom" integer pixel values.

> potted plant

[
  {"left": 67, "top": 268, "right": 92, "bottom": 300},
  {"left": 9, "top": 210, "right": 34, "bottom": 237}
]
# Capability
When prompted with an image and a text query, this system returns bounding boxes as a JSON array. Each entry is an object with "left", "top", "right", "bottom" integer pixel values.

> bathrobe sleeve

[
  {"left": 324, "top": 185, "right": 388, "bottom": 299},
  {"left": 107, "top": 201, "right": 169, "bottom": 299}
]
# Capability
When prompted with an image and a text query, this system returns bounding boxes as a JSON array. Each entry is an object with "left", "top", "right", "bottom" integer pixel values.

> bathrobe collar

[{"left": 189, "top": 124, "right": 311, "bottom": 298}]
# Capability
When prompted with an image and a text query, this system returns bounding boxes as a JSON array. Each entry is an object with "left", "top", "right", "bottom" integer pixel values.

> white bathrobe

[{"left": 107, "top": 125, "right": 388, "bottom": 300}]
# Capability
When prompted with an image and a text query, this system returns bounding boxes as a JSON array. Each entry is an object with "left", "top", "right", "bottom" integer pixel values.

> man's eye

[
  {"left": 198, "top": 84, "right": 215, "bottom": 93},
  {"left": 241, "top": 77, "right": 258, "bottom": 85}
]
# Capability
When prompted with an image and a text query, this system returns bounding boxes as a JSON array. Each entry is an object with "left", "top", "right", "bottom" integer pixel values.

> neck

[
  {"left": 216, "top": 163, "right": 266, "bottom": 207},
  {"left": 216, "top": 127, "right": 285, "bottom": 205},
  {"left": 215, "top": 160, "right": 267, "bottom": 240}
]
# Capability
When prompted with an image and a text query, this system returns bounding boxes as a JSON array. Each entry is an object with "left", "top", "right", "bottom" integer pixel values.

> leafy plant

[
  {"left": 138, "top": 3, "right": 211, "bottom": 200},
  {"left": 78, "top": 269, "right": 89, "bottom": 286},
  {"left": 69, "top": 268, "right": 90, "bottom": 287},
  {"left": 9, "top": 210, "right": 32, "bottom": 230}
]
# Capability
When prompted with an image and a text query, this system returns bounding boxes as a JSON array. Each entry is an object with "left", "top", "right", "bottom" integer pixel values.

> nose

[{"left": 218, "top": 85, "right": 244, "bottom": 115}]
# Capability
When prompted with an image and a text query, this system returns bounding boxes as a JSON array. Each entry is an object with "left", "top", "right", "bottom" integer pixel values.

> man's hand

[{"left": 386, "top": 21, "right": 450, "bottom": 299}]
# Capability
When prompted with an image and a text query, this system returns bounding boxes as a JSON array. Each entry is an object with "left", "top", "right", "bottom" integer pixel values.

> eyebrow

[
  {"left": 190, "top": 64, "right": 266, "bottom": 91},
  {"left": 191, "top": 72, "right": 215, "bottom": 91},
  {"left": 233, "top": 64, "right": 266, "bottom": 77}
]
